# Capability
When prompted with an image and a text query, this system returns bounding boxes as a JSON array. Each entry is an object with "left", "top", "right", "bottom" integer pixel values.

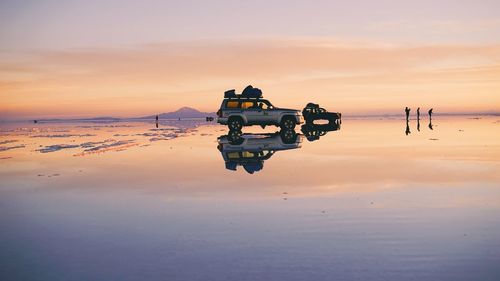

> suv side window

[
  {"left": 240, "top": 101, "right": 255, "bottom": 109},
  {"left": 227, "top": 152, "right": 240, "bottom": 159},
  {"left": 226, "top": 101, "right": 239, "bottom": 108}
]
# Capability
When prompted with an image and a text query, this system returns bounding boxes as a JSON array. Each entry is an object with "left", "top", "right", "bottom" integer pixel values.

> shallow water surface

[{"left": 1, "top": 117, "right": 499, "bottom": 281}]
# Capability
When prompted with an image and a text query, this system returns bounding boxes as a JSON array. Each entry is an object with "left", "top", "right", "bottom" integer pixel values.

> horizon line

[{"left": 1, "top": 111, "right": 498, "bottom": 123}]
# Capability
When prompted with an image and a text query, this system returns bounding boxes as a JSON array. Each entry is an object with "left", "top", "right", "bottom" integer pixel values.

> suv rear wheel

[
  {"left": 280, "top": 129, "right": 297, "bottom": 144},
  {"left": 227, "top": 130, "right": 244, "bottom": 145},
  {"left": 280, "top": 116, "right": 296, "bottom": 130},
  {"left": 228, "top": 117, "right": 243, "bottom": 131}
]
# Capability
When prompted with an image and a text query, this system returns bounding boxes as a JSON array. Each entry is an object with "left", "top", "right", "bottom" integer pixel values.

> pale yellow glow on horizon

[{"left": 1, "top": 39, "right": 500, "bottom": 119}]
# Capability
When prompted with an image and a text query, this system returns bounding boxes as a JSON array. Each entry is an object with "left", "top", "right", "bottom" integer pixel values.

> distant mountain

[
  {"left": 141, "top": 107, "right": 215, "bottom": 119},
  {"left": 34, "top": 107, "right": 215, "bottom": 122},
  {"left": 36, "top": 116, "right": 121, "bottom": 122}
]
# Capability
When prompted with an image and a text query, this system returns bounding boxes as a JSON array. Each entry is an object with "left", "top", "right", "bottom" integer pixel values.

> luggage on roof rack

[
  {"left": 224, "top": 85, "right": 263, "bottom": 99},
  {"left": 241, "top": 85, "right": 262, "bottom": 98},
  {"left": 224, "top": 89, "right": 237, "bottom": 98}
]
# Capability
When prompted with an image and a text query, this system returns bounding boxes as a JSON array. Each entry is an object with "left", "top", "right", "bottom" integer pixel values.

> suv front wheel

[
  {"left": 228, "top": 117, "right": 243, "bottom": 131},
  {"left": 280, "top": 116, "right": 296, "bottom": 130}
]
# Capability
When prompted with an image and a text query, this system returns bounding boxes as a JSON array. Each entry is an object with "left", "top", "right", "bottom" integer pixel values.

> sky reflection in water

[{"left": 1, "top": 117, "right": 499, "bottom": 281}]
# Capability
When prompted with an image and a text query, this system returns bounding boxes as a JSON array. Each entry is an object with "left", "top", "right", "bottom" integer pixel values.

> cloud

[{"left": 368, "top": 19, "right": 500, "bottom": 34}]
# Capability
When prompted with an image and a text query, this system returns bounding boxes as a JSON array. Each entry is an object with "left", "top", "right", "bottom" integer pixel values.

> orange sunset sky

[{"left": 1, "top": 0, "right": 499, "bottom": 119}]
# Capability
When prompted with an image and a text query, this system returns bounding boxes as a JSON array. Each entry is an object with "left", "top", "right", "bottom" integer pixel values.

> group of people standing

[
  {"left": 404, "top": 107, "right": 434, "bottom": 135},
  {"left": 405, "top": 107, "right": 433, "bottom": 121}
]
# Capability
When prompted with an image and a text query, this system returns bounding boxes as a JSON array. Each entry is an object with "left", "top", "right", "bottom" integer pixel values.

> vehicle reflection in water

[
  {"left": 217, "top": 122, "right": 341, "bottom": 174},
  {"left": 217, "top": 130, "right": 301, "bottom": 174},
  {"left": 300, "top": 121, "right": 341, "bottom": 142}
]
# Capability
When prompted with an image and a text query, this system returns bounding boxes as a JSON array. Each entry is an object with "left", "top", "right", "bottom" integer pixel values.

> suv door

[
  {"left": 257, "top": 100, "right": 276, "bottom": 124},
  {"left": 240, "top": 101, "right": 265, "bottom": 124}
]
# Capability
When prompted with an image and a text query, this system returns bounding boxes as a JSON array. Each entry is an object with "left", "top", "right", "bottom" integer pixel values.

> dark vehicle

[
  {"left": 302, "top": 103, "right": 341, "bottom": 124},
  {"left": 217, "top": 130, "right": 302, "bottom": 174}
]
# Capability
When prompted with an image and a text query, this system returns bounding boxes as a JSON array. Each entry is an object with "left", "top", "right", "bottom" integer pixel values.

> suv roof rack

[{"left": 225, "top": 96, "right": 265, "bottom": 100}]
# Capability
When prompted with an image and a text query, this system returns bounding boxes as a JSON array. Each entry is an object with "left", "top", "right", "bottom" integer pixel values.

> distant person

[
  {"left": 156, "top": 115, "right": 159, "bottom": 122},
  {"left": 428, "top": 108, "right": 433, "bottom": 120},
  {"left": 34, "top": 120, "right": 38, "bottom": 124},
  {"left": 405, "top": 107, "right": 410, "bottom": 121},
  {"left": 417, "top": 107, "right": 420, "bottom": 120}
]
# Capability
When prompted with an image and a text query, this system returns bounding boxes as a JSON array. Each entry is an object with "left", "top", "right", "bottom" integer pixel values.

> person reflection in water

[
  {"left": 406, "top": 121, "right": 411, "bottom": 135},
  {"left": 405, "top": 107, "right": 410, "bottom": 121},
  {"left": 429, "top": 119, "right": 433, "bottom": 130}
]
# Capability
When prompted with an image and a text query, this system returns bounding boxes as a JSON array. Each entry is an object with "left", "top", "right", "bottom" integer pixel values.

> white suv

[{"left": 217, "top": 97, "right": 303, "bottom": 130}]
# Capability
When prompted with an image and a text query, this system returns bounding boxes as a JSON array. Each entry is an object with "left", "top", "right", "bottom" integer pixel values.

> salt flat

[{"left": 1, "top": 116, "right": 499, "bottom": 281}]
